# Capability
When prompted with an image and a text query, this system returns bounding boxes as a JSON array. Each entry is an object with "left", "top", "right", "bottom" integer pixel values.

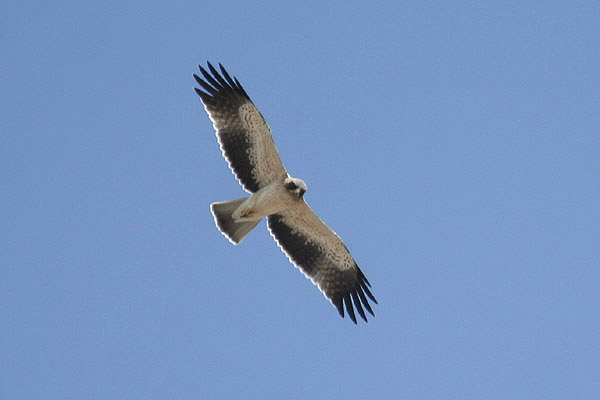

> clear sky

[{"left": 2, "top": 1, "right": 599, "bottom": 398}]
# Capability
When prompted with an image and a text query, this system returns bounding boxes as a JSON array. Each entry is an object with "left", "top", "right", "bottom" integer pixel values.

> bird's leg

[
  {"left": 239, "top": 209, "right": 257, "bottom": 219},
  {"left": 232, "top": 193, "right": 261, "bottom": 222}
]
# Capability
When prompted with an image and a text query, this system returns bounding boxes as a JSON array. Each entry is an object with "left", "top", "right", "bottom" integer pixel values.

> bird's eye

[{"left": 287, "top": 181, "right": 297, "bottom": 190}]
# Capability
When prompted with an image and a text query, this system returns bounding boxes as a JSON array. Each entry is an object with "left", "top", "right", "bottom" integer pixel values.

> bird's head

[{"left": 284, "top": 177, "right": 307, "bottom": 199}]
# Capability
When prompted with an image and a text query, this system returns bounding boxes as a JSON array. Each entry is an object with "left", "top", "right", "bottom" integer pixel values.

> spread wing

[
  {"left": 194, "top": 62, "right": 287, "bottom": 193},
  {"left": 267, "top": 202, "right": 377, "bottom": 324}
]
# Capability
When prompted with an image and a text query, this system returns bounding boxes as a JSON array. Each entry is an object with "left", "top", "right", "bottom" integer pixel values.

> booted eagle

[{"left": 194, "top": 62, "right": 377, "bottom": 323}]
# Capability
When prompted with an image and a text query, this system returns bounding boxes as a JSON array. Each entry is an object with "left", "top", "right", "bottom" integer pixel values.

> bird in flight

[{"left": 194, "top": 62, "right": 377, "bottom": 323}]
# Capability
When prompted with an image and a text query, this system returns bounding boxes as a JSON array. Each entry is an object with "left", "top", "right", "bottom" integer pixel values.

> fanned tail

[{"left": 210, "top": 198, "right": 260, "bottom": 244}]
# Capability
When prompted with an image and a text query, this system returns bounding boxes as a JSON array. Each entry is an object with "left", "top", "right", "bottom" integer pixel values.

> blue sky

[{"left": 2, "top": 1, "right": 599, "bottom": 398}]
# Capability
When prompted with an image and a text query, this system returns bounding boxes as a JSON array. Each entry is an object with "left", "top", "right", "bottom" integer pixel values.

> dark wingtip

[
  {"left": 192, "top": 73, "right": 203, "bottom": 85},
  {"left": 330, "top": 271, "right": 377, "bottom": 324},
  {"left": 344, "top": 294, "right": 358, "bottom": 324},
  {"left": 193, "top": 61, "right": 249, "bottom": 102},
  {"left": 358, "top": 268, "right": 378, "bottom": 304},
  {"left": 357, "top": 286, "right": 375, "bottom": 316},
  {"left": 333, "top": 296, "right": 344, "bottom": 318},
  {"left": 205, "top": 60, "right": 216, "bottom": 74},
  {"left": 351, "top": 291, "right": 367, "bottom": 322}
]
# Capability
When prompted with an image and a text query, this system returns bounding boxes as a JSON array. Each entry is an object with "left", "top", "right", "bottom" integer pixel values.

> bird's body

[
  {"left": 194, "top": 62, "right": 377, "bottom": 323},
  {"left": 231, "top": 177, "right": 306, "bottom": 223}
]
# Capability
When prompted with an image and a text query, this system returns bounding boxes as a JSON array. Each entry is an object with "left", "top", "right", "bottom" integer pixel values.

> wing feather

[
  {"left": 267, "top": 202, "right": 377, "bottom": 324},
  {"left": 194, "top": 62, "right": 287, "bottom": 192}
]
